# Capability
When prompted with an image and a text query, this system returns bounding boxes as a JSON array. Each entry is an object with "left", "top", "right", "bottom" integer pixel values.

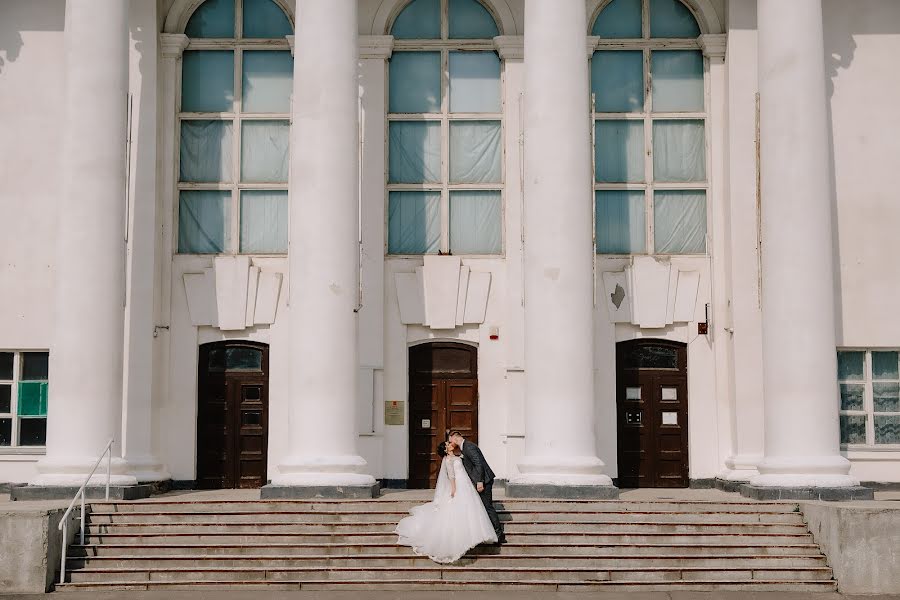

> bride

[{"left": 395, "top": 439, "right": 498, "bottom": 563}]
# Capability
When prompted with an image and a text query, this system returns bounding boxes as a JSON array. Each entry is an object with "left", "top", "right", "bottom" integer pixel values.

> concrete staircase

[{"left": 56, "top": 498, "right": 836, "bottom": 592}]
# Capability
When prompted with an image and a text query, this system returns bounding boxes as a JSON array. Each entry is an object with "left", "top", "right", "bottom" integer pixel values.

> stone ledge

[
  {"left": 715, "top": 478, "right": 749, "bottom": 493},
  {"left": 260, "top": 483, "right": 381, "bottom": 499},
  {"left": 10, "top": 484, "right": 153, "bottom": 502},
  {"left": 740, "top": 484, "right": 874, "bottom": 501},
  {"left": 505, "top": 483, "right": 620, "bottom": 500}
]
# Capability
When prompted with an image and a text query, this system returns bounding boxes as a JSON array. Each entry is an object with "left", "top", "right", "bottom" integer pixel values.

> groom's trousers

[{"left": 479, "top": 482, "right": 503, "bottom": 538}]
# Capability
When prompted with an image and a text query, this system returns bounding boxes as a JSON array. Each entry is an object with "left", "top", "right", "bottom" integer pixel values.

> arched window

[
  {"left": 387, "top": 0, "right": 503, "bottom": 256},
  {"left": 591, "top": 0, "right": 707, "bottom": 255},
  {"left": 177, "top": 0, "right": 293, "bottom": 255}
]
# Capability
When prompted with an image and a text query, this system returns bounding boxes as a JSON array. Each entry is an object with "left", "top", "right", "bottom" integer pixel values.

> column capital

[
  {"left": 698, "top": 33, "right": 727, "bottom": 63},
  {"left": 159, "top": 33, "right": 189, "bottom": 59},
  {"left": 359, "top": 35, "right": 394, "bottom": 60},
  {"left": 286, "top": 34, "right": 295, "bottom": 56},
  {"left": 586, "top": 36, "right": 600, "bottom": 58},
  {"left": 493, "top": 35, "right": 523, "bottom": 60}
]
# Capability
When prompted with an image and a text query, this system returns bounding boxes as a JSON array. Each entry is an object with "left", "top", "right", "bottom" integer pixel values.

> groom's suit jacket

[{"left": 460, "top": 439, "right": 495, "bottom": 486}]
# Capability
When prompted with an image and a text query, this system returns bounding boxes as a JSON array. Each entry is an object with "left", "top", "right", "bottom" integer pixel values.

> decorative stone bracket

[
  {"left": 394, "top": 256, "right": 491, "bottom": 330},
  {"left": 601, "top": 256, "right": 700, "bottom": 328}
]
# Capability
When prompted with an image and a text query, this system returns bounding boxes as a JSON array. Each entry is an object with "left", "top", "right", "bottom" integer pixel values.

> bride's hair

[{"left": 437, "top": 441, "right": 449, "bottom": 457}]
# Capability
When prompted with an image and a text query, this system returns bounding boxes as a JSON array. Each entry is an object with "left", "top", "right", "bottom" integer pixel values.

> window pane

[
  {"left": 449, "top": 0, "right": 499, "bottom": 39},
  {"left": 450, "top": 191, "right": 502, "bottom": 255},
  {"left": 18, "top": 382, "right": 47, "bottom": 417},
  {"left": 653, "top": 190, "right": 706, "bottom": 254},
  {"left": 391, "top": 0, "right": 441, "bottom": 39},
  {"left": 185, "top": 0, "right": 235, "bottom": 38},
  {"left": 652, "top": 51, "right": 704, "bottom": 112},
  {"left": 650, "top": 0, "right": 700, "bottom": 38},
  {"left": 874, "top": 382, "right": 900, "bottom": 413},
  {"left": 0, "top": 418, "right": 9, "bottom": 446},
  {"left": 226, "top": 347, "right": 263, "bottom": 371},
  {"left": 389, "top": 121, "right": 441, "bottom": 183},
  {"left": 449, "top": 52, "right": 501, "bottom": 113},
  {"left": 592, "top": 0, "right": 642, "bottom": 38},
  {"left": 18, "top": 418, "right": 46, "bottom": 446},
  {"left": 837, "top": 351, "right": 865, "bottom": 381},
  {"left": 596, "top": 191, "right": 645, "bottom": 254},
  {"left": 243, "top": 0, "right": 292, "bottom": 38},
  {"left": 388, "top": 192, "right": 441, "bottom": 254},
  {"left": 240, "top": 190, "right": 288, "bottom": 254},
  {"left": 591, "top": 51, "right": 643, "bottom": 113},
  {"left": 389, "top": 52, "right": 442, "bottom": 113},
  {"left": 0, "top": 384, "right": 10, "bottom": 413},
  {"left": 623, "top": 345, "right": 678, "bottom": 369},
  {"left": 450, "top": 121, "right": 502, "bottom": 183},
  {"left": 241, "top": 120, "right": 289, "bottom": 183},
  {"left": 0, "top": 352, "right": 11, "bottom": 380},
  {"left": 182, "top": 51, "right": 234, "bottom": 113},
  {"left": 595, "top": 120, "right": 645, "bottom": 183},
  {"left": 872, "top": 351, "right": 899, "bottom": 380},
  {"left": 875, "top": 415, "right": 900, "bottom": 445},
  {"left": 652, "top": 120, "right": 705, "bottom": 182},
  {"left": 242, "top": 51, "right": 293, "bottom": 113},
  {"left": 179, "top": 190, "right": 232, "bottom": 254},
  {"left": 840, "top": 414, "right": 867, "bottom": 445},
  {"left": 21, "top": 352, "right": 48, "bottom": 380},
  {"left": 180, "top": 120, "right": 233, "bottom": 182},
  {"left": 840, "top": 383, "right": 865, "bottom": 411}
]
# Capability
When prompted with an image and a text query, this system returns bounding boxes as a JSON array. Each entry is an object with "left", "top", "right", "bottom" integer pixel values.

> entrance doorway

[
  {"left": 616, "top": 339, "right": 689, "bottom": 488},
  {"left": 196, "top": 341, "right": 269, "bottom": 489},
  {"left": 408, "top": 342, "right": 478, "bottom": 489}
]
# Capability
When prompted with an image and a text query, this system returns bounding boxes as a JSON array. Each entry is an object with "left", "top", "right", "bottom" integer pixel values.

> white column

[
  {"left": 271, "top": 0, "right": 375, "bottom": 491},
  {"left": 33, "top": 0, "right": 136, "bottom": 487},
  {"left": 751, "top": 0, "right": 855, "bottom": 488},
  {"left": 510, "top": 0, "right": 613, "bottom": 492}
]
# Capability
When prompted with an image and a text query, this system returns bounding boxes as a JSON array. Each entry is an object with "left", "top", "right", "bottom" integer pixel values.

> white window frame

[
  {"left": 175, "top": 0, "right": 292, "bottom": 256},
  {"left": 0, "top": 351, "right": 49, "bottom": 451},
  {"left": 838, "top": 349, "right": 900, "bottom": 450},
  {"left": 386, "top": 0, "right": 506, "bottom": 257},
  {"left": 590, "top": 0, "right": 710, "bottom": 257}
]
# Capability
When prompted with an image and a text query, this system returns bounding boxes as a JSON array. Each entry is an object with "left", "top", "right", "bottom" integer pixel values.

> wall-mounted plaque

[{"left": 384, "top": 400, "right": 405, "bottom": 426}]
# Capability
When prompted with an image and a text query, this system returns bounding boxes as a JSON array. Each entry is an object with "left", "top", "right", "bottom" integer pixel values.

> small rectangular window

[
  {"left": 838, "top": 349, "right": 900, "bottom": 447},
  {"left": 1, "top": 351, "right": 49, "bottom": 449}
]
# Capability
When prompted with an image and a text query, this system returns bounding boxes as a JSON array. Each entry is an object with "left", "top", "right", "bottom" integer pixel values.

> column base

[
  {"left": 260, "top": 482, "right": 380, "bottom": 499},
  {"left": 506, "top": 482, "right": 619, "bottom": 499},
  {"left": 125, "top": 455, "right": 171, "bottom": 483},
  {"left": 31, "top": 456, "right": 138, "bottom": 488},
  {"left": 739, "top": 483, "right": 873, "bottom": 501},
  {"left": 10, "top": 484, "right": 153, "bottom": 501}
]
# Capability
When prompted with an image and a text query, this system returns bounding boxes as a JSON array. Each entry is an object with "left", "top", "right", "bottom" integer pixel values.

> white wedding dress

[{"left": 395, "top": 454, "right": 498, "bottom": 563}]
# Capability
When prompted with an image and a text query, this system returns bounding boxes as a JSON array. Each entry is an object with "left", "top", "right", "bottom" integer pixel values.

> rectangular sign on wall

[{"left": 385, "top": 400, "right": 405, "bottom": 426}]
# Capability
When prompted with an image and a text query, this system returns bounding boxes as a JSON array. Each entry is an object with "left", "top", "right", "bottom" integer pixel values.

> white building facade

[{"left": 1, "top": 0, "right": 898, "bottom": 493}]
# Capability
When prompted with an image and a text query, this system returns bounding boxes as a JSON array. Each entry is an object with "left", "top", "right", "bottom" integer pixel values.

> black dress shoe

[{"left": 496, "top": 534, "right": 508, "bottom": 544}]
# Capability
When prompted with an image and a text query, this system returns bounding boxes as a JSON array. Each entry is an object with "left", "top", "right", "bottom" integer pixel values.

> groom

[{"left": 448, "top": 431, "right": 506, "bottom": 544}]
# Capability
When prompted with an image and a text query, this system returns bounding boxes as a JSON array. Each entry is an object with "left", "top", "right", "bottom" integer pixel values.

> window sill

[
  {"left": 842, "top": 446, "right": 900, "bottom": 457},
  {"left": 0, "top": 447, "right": 46, "bottom": 458}
]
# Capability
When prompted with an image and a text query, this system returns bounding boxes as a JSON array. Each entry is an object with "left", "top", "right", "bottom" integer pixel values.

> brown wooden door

[
  {"left": 408, "top": 343, "right": 478, "bottom": 489},
  {"left": 196, "top": 342, "right": 269, "bottom": 489},
  {"left": 616, "top": 340, "right": 689, "bottom": 488}
]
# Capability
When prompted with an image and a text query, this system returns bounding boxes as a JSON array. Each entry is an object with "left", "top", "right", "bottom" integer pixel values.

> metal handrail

[{"left": 56, "top": 438, "right": 114, "bottom": 585}]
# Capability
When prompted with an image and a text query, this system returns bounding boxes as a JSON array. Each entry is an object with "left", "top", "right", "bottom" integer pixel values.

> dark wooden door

[
  {"left": 196, "top": 342, "right": 269, "bottom": 489},
  {"left": 616, "top": 340, "right": 689, "bottom": 488},
  {"left": 408, "top": 343, "right": 478, "bottom": 489}
]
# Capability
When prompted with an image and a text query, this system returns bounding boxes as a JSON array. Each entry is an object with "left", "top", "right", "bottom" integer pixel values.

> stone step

[
  {"left": 65, "top": 565, "right": 834, "bottom": 584},
  {"left": 68, "top": 542, "right": 823, "bottom": 557}
]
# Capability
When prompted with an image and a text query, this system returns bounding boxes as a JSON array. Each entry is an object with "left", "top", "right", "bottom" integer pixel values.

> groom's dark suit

[{"left": 459, "top": 439, "right": 504, "bottom": 540}]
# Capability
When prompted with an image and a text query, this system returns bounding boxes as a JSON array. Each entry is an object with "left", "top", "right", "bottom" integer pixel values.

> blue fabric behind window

[
  {"left": 595, "top": 120, "right": 644, "bottom": 183},
  {"left": 185, "top": 0, "right": 235, "bottom": 38},
  {"left": 389, "top": 121, "right": 441, "bottom": 183},
  {"left": 179, "top": 191, "right": 232, "bottom": 253},
  {"left": 243, "top": 0, "right": 292, "bottom": 38},
  {"left": 591, "top": 51, "right": 643, "bottom": 113},
  {"left": 182, "top": 51, "right": 234, "bottom": 113},
  {"left": 596, "top": 191, "right": 646, "bottom": 254},
  {"left": 242, "top": 51, "right": 293, "bottom": 113},
  {"left": 592, "top": 0, "right": 642, "bottom": 38},
  {"left": 653, "top": 120, "right": 705, "bottom": 181},
  {"left": 449, "top": 0, "right": 499, "bottom": 39},
  {"left": 180, "top": 120, "right": 233, "bottom": 182},
  {"left": 240, "top": 190, "right": 288, "bottom": 253},
  {"left": 450, "top": 191, "right": 502, "bottom": 254},
  {"left": 241, "top": 120, "right": 289, "bottom": 182},
  {"left": 449, "top": 52, "right": 501, "bottom": 113},
  {"left": 652, "top": 51, "right": 704, "bottom": 112},
  {"left": 650, "top": 0, "right": 701, "bottom": 38},
  {"left": 450, "top": 121, "right": 501, "bottom": 183},
  {"left": 389, "top": 192, "right": 441, "bottom": 254},
  {"left": 391, "top": 0, "right": 441, "bottom": 39},
  {"left": 390, "top": 52, "right": 442, "bottom": 113},
  {"left": 653, "top": 190, "right": 706, "bottom": 253}
]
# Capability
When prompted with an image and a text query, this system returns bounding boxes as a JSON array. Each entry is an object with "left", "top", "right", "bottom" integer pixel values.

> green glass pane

[
  {"left": 18, "top": 382, "right": 48, "bottom": 417},
  {"left": 874, "top": 415, "right": 900, "bottom": 445},
  {"left": 840, "top": 414, "right": 867, "bottom": 445},
  {"left": 650, "top": 0, "right": 700, "bottom": 38},
  {"left": 872, "top": 351, "right": 899, "bottom": 380},
  {"left": 592, "top": 0, "right": 642, "bottom": 38},
  {"left": 837, "top": 351, "right": 865, "bottom": 381},
  {"left": 185, "top": 0, "right": 235, "bottom": 38},
  {"left": 840, "top": 383, "right": 864, "bottom": 411},
  {"left": 391, "top": 0, "right": 441, "bottom": 39},
  {"left": 243, "top": 0, "right": 293, "bottom": 38},
  {"left": 874, "top": 382, "right": 900, "bottom": 412}
]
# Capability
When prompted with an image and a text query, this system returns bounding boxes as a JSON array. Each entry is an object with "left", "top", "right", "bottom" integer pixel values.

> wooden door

[
  {"left": 616, "top": 340, "right": 689, "bottom": 488},
  {"left": 408, "top": 343, "right": 478, "bottom": 489},
  {"left": 196, "top": 342, "right": 269, "bottom": 489}
]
